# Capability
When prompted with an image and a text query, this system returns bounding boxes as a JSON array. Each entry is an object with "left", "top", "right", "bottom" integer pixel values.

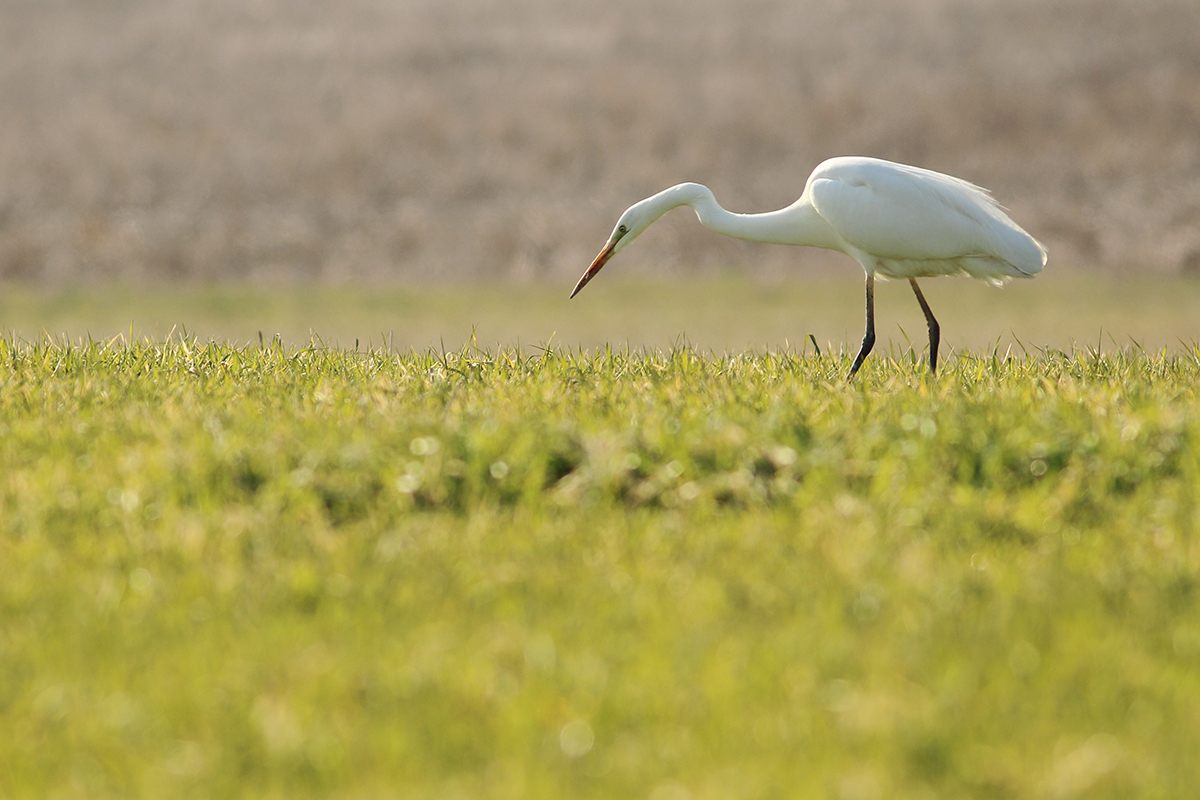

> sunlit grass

[
  {"left": 1, "top": 272, "right": 1198, "bottom": 354},
  {"left": 3, "top": 339, "right": 1200, "bottom": 798}
]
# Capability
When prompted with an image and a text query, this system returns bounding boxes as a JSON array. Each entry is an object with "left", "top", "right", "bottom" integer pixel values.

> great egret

[{"left": 570, "top": 156, "right": 1046, "bottom": 377}]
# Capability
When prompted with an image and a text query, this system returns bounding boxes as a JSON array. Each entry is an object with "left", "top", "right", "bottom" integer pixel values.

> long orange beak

[{"left": 570, "top": 239, "right": 617, "bottom": 298}]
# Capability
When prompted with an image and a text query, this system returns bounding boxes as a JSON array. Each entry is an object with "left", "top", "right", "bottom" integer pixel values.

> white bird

[{"left": 570, "top": 156, "right": 1046, "bottom": 378}]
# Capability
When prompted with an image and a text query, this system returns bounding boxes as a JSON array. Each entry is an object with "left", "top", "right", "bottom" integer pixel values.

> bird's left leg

[
  {"left": 908, "top": 279, "right": 940, "bottom": 375},
  {"left": 847, "top": 273, "right": 876, "bottom": 380}
]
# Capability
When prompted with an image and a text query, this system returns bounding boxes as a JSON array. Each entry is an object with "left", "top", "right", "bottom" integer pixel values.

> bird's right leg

[
  {"left": 908, "top": 278, "right": 940, "bottom": 375},
  {"left": 847, "top": 273, "right": 875, "bottom": 379}
]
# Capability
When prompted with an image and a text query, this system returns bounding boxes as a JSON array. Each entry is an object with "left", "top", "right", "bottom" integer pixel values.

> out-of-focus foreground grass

[{"left": 2, "top": 339, "right": 1200, "bottom": 798}]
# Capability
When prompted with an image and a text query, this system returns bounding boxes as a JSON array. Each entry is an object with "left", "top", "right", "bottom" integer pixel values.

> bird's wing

[{"left": 807, "top": 159, "right": 1045, "bottom": 275}]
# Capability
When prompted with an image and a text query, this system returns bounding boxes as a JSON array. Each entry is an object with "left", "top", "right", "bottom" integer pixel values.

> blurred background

[{"left": 2, "top": 0, "right": 1199, "bottom": 350}]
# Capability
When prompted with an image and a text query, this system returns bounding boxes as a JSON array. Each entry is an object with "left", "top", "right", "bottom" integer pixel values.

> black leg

[
  {"left": 909, "top": 278, "right": 940, "bottom": 375},
  {"left": 847, "top": 273, "right": 876, "bottom": 379}
]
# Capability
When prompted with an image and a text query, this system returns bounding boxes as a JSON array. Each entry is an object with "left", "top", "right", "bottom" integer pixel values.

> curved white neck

[{"left": 643, "top": 183, "right": 837, "bottom": 248}]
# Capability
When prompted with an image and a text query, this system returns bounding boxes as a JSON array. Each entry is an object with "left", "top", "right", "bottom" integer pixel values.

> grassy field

[
  {"left": 3, "top": 336, "right": 1200, "bottom": 799},
  {"left": 6, "top": 0, "right": 1200, "bottom": 795},
  {"left": 1, "top": 272, "right": 1199, "bottom": 355}
]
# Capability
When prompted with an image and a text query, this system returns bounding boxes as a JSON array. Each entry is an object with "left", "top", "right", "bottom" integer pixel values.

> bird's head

[{"left": 569, "top": 201, "right": 656, "bottom": 298}]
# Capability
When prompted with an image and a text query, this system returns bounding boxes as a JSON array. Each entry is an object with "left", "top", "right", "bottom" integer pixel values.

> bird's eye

[{"left": 618, "top": 225, "right": 628, "bottom": 234}]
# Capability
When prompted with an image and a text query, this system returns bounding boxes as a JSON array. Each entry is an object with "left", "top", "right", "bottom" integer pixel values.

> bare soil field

[{"left": 2, "top": 0, "right": 1199, "bottom": 285}]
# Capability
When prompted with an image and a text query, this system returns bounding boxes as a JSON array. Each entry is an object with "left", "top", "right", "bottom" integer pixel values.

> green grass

[
  {"left": 1, "top": 272, "right": 1199, "bottom": 354},
  {"left": 3, "top": 338, "right": 1200, "bottom": 799}
]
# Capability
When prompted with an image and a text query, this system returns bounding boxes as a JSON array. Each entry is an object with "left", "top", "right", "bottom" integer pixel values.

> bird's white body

[
  {"left": 602, "top": 157, "right": 1045, "bottom": 283},
  {"left": 572, "top": 156, "right": 1047, "bottom": 377}
]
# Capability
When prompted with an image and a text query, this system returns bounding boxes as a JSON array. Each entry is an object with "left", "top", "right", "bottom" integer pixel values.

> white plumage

[{"left": 571, "top": 156, "right": 1046, "bottom": 377}]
